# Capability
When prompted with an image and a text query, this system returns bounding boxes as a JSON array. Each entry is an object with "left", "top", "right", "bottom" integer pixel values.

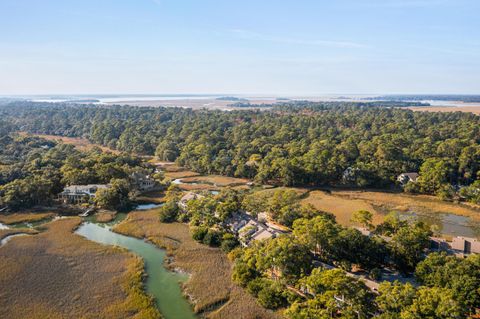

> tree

[
  {"left": 158, "top": 200, "right": 179, "bottom": 222},
  {"left": 401, "top": 287, "right": 462, "bottom": 319},
  {"left": 376, "top": 281, "right": 416, "bottom": 316},
  {"left": 221, "top": 233, "right": 239, "bottom": 252},
  {"left": 290, "top": 268, "right": 376, "bottom": 318},
  {"left": 375, "top": 211, "right": 408, "bottom": 236},
  {"left": 389, "top": 223, "right": 432, "bottom": 273},
  {"left": 459, "top": 180, "right": 480, "bottom": 204},
  {"left": 292, "top": 215, "right": 339, "bottom": 259},
  {"left": 416, "top": 158, "right": 452, "bottom": 195},
  {"left": 95, "top": 178, "right": 132, "bottom": 211},
  {"left": 415, "top": 252, "right": 480, "bottom": 313},
  {"left": 256, "top": 281, "right": 289, "bottom": 309},
  {"left": 351, "top": 210, "right": 373, "bottom": 229},
  {"left": 186, "top": 197, "right": 218, "bottom": 227},
  {"left": 257, "top": 236, "right": 313, "bottom": 281}
]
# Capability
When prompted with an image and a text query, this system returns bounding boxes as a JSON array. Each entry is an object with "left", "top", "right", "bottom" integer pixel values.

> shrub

[
  {"left": 221, "top": 233, "right": 239, "bottom": 252},
  {"left": 158, "top": 200, "right": 178, "bottom": 222},
  {"left": 202, "top": 229, "right": 222, "bottom": 247},
  {"left": 257, "top": 282, "right": 288, "bottom": 309},
  {"left": 191, "top": 226, "right": 208, "bottom": 242},
  {"left": 232, "top": 261, "right": 258, "bottom": 286}
]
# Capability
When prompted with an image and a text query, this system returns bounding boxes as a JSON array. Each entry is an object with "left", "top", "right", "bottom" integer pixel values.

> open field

[
  {"left": 0, "top": 217, "right": 160, "bottom": 319},
  {"left": 0, "top": 212, "right": 55, "bottom": 225},
  {"left": 406, "top": 105, "right": 480, "bottom": 115},
  {"left": 114, "top": 210, "right": 279, "bottom": 319},
  {"left": 164, "top": 170, "right": 200, "bottom": 179},
  {"left": 302, "top": 190, "right": 383, "bottom": 226},
  {"left": 181, "top": 175, "right": 250, "bottom": 187},
  {"left": 20, "top": 133, "right": 120, "bottom": 154},
  {"left": 302, "top": 189, "right": 480, "bottom": 227},
  {"left": 177, "top": 183, "right": 219, "bottom": 191},
  {"left": 333, "top": 190, "right": 480, "bottom": 222}
]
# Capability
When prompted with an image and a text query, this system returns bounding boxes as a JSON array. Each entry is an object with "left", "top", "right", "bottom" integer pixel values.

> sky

[{"left": 0, "top": 0, "right": 479, "bottom": 95}]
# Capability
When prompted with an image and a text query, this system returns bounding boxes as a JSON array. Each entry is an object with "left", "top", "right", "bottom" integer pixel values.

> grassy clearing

[
  {"left": 136, "top": 191, "right": 167, "bottom": 204},
  {"left": 406, "top": 105, "right": 480, "bottom": 115},
  {"left": 0, "top": 212, "right": 55, "bottom": 225},
  {"left": 180, "top": 175, "right": 250, "bottom": 187},
  {"left": 333, "top": 190, "right": 480, "bottom": 222},
  {"left": 301, "top": 189, "right": 480, "bottom": 227},
  {"left": 113, "top": 211, "right": 278, "bottom": 319},
  {"left": 19, "top": 132, "right": 120, "bottom": 154},
  {"left": 0, "top": 217, "right": 160, "bottom": 319},
  {"left": 164, "top": 170, "right": 200, "bottom": 179},
  {"left": 177, "top": 183, "right": 219, "bottom": 191},
  {"left": 254, "top": 186, "right": 310, "bottom": 198},
  {"left": 301, "top": 190, "right": 383, "bottom": 226}
]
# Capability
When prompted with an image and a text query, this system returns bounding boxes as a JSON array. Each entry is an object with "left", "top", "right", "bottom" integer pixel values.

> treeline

[
  {"left": 1, "top": 101, "right": 479, "bottom": 194},
  {"left": 0, "top": 132, "right": 151, "bottom": 211}
]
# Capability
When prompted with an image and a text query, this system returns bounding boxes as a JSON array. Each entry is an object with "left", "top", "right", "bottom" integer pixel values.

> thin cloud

[
  {"left": 363, "top": 0, "right": 454, "bottom": 8},
  {"left": 230, "top": 29, "right": 367, "bottom": 49}
]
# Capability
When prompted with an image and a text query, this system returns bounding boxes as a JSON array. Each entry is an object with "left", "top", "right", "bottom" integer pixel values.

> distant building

[
  {"left": 397, "top": 172, "right": 419, "bottom": 186},
  {"left": 451, "top": 236, "right": 480, "bottom": 255},
  {"left": 58, "top": 184, "right": 110, "bottom": 204},
  {"left": 342, "top": 167, "right": 360, "bottom": 183},
  {"left": 131, "top": 172, "right": 156, "bottom": 191}
]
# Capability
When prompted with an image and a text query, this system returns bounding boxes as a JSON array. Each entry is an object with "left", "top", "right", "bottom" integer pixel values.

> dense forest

[{"left": 1, "top": 101, "right": 479, "bottom": 200}]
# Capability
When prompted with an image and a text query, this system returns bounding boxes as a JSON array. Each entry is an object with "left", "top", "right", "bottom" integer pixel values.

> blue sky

[{"left": 0, "top": 0, "right": 479, "bottom": 95}]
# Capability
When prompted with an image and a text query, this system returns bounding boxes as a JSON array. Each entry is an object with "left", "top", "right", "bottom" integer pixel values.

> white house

[
  {"left": 58, "top": 184, "right": 110, "bottom": 204},
  {"left": 397, "top": 172, "right": 419, "bottom": 186},
  {"left": 131, "top": 172, "right": 156, "bottom": 191}
]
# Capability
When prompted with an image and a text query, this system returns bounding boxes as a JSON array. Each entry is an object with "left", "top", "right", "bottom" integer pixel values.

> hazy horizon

[{"left": 1, "top": 0, "right": 479, "bottom": 95}]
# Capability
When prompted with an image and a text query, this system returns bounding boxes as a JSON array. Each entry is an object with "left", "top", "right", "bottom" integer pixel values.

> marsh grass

[
  {"left": 0, "top": 217, "right": 160, "bottom": 319},
  {"left": 0, "top": 228, "right": 38, "bottom": 241},
  {"left": 95, "top": 211, "right": 116, "bottom": 223},
  {"left": 302, "top": 189, "right": 480, "bottom": 226},
  {"left": 0, "top": 212, "right": 55, "bottom": 225},
  {"left": 113, "top": 211, "right": 279, "bottom": 319}
]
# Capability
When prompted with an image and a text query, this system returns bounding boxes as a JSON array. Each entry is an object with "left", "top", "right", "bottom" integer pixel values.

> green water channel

[{"left": 75, "top": 221, "right": 196, "bottom": 319}]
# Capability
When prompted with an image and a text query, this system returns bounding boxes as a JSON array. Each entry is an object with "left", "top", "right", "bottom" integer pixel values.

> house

[
  {"left": 430, "top": 237, "right": 449, "bottom": 252},
  {"left": 355, "top": 227, "right": 372, "bottom": 237},
  {"left": 131, "top": 172, "right": 156, "bottom": 191},
  {"left": 58, "top": 184, "right": 110, "bottom": 204},
  {"left": 397, "top": 172, "right": 419, "bottom": 186},
  {"left": 451, "top": 236, "right": 480, "bottom": 255},
  {"left": 342, "top": 167, "right": 359, "bottom": 183},
  {"left": 236, "top": 217, "right": 282, "bottom": 246},
  {"left": 178, "top": 192, "right": 204, "bottom": 210}
]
